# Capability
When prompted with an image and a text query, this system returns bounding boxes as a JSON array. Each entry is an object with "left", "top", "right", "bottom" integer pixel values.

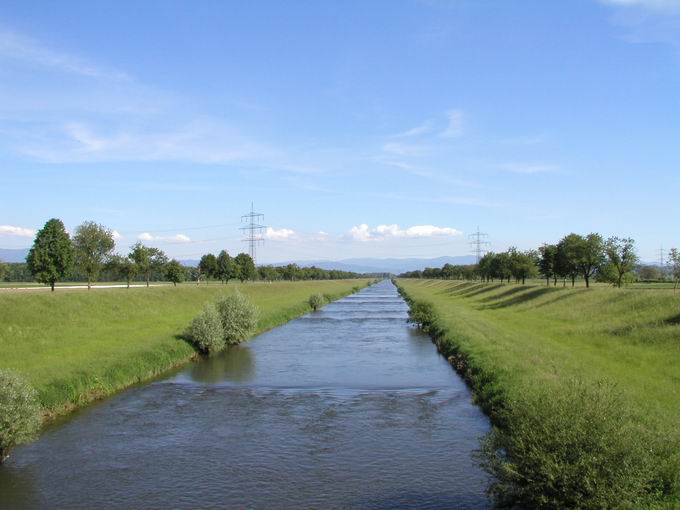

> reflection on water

[
  {"left": 189, "top": 345, "right": 255, "bottom": 384},
  {"left": 0, "top": 280, "right": 491, "bottom": 509}
]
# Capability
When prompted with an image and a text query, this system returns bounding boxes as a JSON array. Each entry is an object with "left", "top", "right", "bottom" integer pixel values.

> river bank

[
  {"left": 396, "top": 278, "right": 680, "bottom": 508},
  {"left": 0, "top": 280, "right": 370, "bottom": 420}
]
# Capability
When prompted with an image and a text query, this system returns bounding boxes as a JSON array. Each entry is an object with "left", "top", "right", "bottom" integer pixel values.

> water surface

[{"left": 0, "top": 280, "right": 491, "bottom": 509}]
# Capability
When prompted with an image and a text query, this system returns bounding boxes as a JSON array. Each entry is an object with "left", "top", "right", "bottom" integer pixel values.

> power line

[
  {"left": 468, "top": 226, "right": 490, "bottom": 263},
  {"left": 240, "top": 202, "right": 267, "bottom": 264}
]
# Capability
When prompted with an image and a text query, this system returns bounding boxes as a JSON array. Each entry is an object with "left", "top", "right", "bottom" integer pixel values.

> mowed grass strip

[
  {"left": 0, "top": 280, "right": 369, "bottom": 415},
  {"left": 396, "top": 280, "right": 680, "bottom": 473}
]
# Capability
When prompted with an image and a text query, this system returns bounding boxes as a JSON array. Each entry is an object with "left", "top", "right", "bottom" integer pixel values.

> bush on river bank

[
  {"left": 308, "top": 293, "right": 326, "bottom": 311},
  {"left": 215, "top": 291, "right": 258, "bottom": 345},
  {"left": 481, "top": 379, "right": 661, "bottom": 509},
  {"left": 0, "top": 369, "right": 41, "bottom": 463},
  {"left": 188, "top": 304, "right": 225, "bottom": 354}
]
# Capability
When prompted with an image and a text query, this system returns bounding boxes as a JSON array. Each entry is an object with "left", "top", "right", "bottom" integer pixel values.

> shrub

[
  {"left": 308, "top": 292, "right": 326, "bottom": 311},
  {"left": 0, "top": 369, "right": 41, "bottom": 462},
  {"left": 480, "top": 379, "right": 660, "bottom": 509},
  {"left": 215, "top": 290, "right": 258, "bottom": 345},
  {"left": 407, "top": 300, "right": 438, "bottom": 332},
  {"left": 188, "top": 303, "right": 225, "bottom": 354}
]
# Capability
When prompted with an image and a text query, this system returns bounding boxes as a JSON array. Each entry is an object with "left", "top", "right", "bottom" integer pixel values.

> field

[
  {"left": 0, "top": 280, "right": 369, "bottom": 416},
  {"left": 397, "top": 279, "right": 680, "bottom": 505}
]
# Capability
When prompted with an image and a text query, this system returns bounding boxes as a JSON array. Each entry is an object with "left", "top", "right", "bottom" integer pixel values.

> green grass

[
  {"left": 397, "top": 279, "right": 680, "bottom": 506},
  {"left": 0, "top": 280, "right": 369, "bottom": 416}
]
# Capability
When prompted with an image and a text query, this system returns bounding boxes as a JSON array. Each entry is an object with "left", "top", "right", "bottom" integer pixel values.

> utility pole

[
  {"left": 468, "top": 226, "right": 490, "bottom": 263},
  {"left": 240, "top": 202, "right": 266, "bottom": 265},
  {"left": 657, "top": 246, "right": 665, "bottom": 267}
]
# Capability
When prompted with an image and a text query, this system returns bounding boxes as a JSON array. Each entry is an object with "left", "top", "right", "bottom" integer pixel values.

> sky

[{"left": 1, "top": 0, "right": 679, "bottom": 264}]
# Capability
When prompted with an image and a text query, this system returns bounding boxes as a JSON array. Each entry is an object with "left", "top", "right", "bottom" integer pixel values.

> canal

[{"left": 0, "top": 280, "right": 491, "bottom": 509}]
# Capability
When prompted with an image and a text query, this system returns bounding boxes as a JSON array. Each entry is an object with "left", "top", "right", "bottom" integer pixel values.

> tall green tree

[
  {"left": 129, "top": 242, "right": 167, "bottom": 287},
  {"left": 509, "top": 248, "right": 539, "bottom": 284},
  {"left": 198, "top": 253, "right": 218, "bottom": 284},
  {"left": 557, "top": 234, "right": 583, "bottom": 287},
  {"left": 216, "top": 250, "right": 234, "bottom": 284},
  {"left": 576, "top": 233, "right": 606, "bottom": 288},
  {"left": 0, "top": 260, "right": 7, "bottom": 282},
  {"left": 538, "top": 244, "right": 558, "bottom": 286},
  {"left": 604, "top": 237, "right": 638, "bottom": 288},
  {"left": 26, "top": 218, "right": 74, "bottom": 291},
  {"left": 72, "top": 221, "right": 115, "bottom": 289},
  {"left": 107, "top": 254, "right": 137, "bottom": 288},
  {"left": 234, "top": 252, "right": 256, "bottom": 282},
  {"left": 165, "top": 259, "right": 185, "bottom": 286}
]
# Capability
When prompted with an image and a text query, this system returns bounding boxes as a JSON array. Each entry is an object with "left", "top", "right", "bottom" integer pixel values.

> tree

[
  {"left": 604, "top": 237, "right": 638, "bottom": 288},
  {"left": 491, "top": 252, "right": 512, "bottom": 283},
  {"left": 538, "top": 244, "right": 558, "bottom": 286},
  {"left": 636, "top": 265, "right": 661, "bottom": 282},
  {"left": 198, "top": 253, "right": 218, "bottom": 284},
  {"left": 107, "top": 254, "right": 137, "bottom": 288},
  {"left": 0, "top": 260, "right": 7, "bottom": 282},
  {"left": 165, "top": 259, "right": 185, "bottom": 286},
  {"left": 216, "top": 250, "right": 234, "bottom": 284},
  {"left": 234, "top": 253, "right": 256, "bottom": 282},
  {"left": 26, "top": 218, "right": 74, "bottom": 291},
  {"left": 668, "top": 248, "right": 680, "bottom": 292},
  {"left": 129, "top": 242, "right": 167, "bottom": 287},
  {"left": 508, "top": 249, "right": 539, "bottom": 284},
  {"left": 577, "top": 233, "right": 606, "bottom": 288},
  {"left": 72, "top": 221, "right": 115, "bottom": 290},
  {"left": 478, "top": 253, "right": 494, "bottom": 282},
  {"left": 557, "top": 234, "right": 582, "bottom": 287}
]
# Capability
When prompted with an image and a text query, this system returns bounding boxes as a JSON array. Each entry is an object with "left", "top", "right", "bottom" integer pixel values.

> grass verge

[
  {"left": 0, "top": 280, "right": 370, "bottom": 419},
  {"left": 396, "top": 278, "right": 680, "bottom": 508}
]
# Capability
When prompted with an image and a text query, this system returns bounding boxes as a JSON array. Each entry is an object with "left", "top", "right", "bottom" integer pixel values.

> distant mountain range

[{"left": 0, "top": 248, "right": 29, "bottom": 263}]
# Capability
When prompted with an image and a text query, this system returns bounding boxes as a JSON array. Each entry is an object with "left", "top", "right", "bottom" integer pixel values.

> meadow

[
  {"left": 397, "top": 278, "right": 680, "bottom": 506},
  {"left": 0, "top": 280, "right": 369, "bottom": 417}
]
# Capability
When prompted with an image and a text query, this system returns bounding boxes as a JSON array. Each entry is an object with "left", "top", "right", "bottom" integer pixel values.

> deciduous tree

[
  {"left": 198, "top": 254, "right": 218, "bottom": 284},
  {"left": 26, "top": 218, "right": 74, "bottom": 291},
  {"left": 129, "top": 242, "right": 167, "bottom": 287},
  {"left": 234, "top": 253, "right": 256, "bottom": 282},
  {"left": 73, "top": 221, "right": 115, "bottom": 289},
  {"left": 165, "top": 259, "right": 185, "bottom": 286},
  {"left": 604, "top": 237, "right": 638, "bottom": 288},
  {"left": 216, "top": 250, "right": 234, "bottom": 284}
]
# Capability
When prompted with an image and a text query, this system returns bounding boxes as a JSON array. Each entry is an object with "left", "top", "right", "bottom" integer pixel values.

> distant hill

[
  {"left": 272, "top": 256, "right": 477, "bottom": 274},
  {"left": 0, "top": 248, "right": 29, "bottom": 263}
]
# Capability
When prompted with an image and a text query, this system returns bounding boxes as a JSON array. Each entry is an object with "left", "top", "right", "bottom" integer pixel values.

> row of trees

[
  {"left": 401, "top": 233, "right": 680, "bottom": 289},
  {"left": 13, "top": 218, "right": 364, "bottom": 290}
]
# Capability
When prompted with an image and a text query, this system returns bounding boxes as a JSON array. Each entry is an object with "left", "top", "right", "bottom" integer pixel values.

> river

[{"left": 0, "top": 280, "right": 491, "bottom": 509}]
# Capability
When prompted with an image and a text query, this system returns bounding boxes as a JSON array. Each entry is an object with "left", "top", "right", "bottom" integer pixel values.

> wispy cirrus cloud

[
  {"left": 0, "top": 225, "right": 36, "bottom": 237},
  {"left": 348, "top": 223, "right": 462, "bottom": 242},
  {"left": 0, "top": 29, "right": 130, "bottom": 81},
  {"left": 440, "top": 109, "right": 464, "bottom": 138},
  {"left": 391, "top": 120, "right": 434, "bottom": 138},
  {"left": 599, "top": 0, "right": 680, "bottom": 12}
]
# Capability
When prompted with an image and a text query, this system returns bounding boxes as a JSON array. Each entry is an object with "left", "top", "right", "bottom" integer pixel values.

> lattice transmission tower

[
  {"left": 240, "top": 202, "right": 266, "bottom": 264},
  {"left": 468, "top": 226, "right": 490, "bottom": 263},
  {"left": 657, "top": 246, "right": 666, "bottom": 267}
]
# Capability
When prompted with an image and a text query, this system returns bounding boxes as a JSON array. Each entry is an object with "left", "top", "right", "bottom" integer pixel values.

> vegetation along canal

[{"left": 0, "top": 280, "right": 491, "bottom": 509}]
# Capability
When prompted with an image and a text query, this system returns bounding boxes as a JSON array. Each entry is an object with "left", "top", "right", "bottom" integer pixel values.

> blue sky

[{"left": 1, "top": 0, "right": 679, "bottom": 263}]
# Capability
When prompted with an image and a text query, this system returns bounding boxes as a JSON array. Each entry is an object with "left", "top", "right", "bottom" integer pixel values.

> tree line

[
  {"left": 401, "top": 233, "right": 680, "bottom": 289},
  {"left": 2, "top": 218, "right": 363, "bottom": 289}
]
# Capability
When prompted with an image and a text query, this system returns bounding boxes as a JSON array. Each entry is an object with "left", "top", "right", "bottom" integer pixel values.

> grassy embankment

[
  {"left": 397, "top": 279, "right": 680, "bottom": 506},
  {"left": 0, "top": 280, "right": 369, "bottom": 418}
]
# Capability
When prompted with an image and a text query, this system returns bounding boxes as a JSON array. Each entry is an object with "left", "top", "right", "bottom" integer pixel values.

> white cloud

[
  {"left": 348, "top": 223, "right": 462, "bottom": 241},
  {"left": 112, "top": 230, "right": 122, "bottom": 240},
  {"left": 138, "top": 232, "right": 191, "bottom": 243},
  {"left": 0, "top": 29, "right": 130, "bottom": 81},
  {"left": 0, "top": 225, "right": 36, "bottom": 237},
  {"left": 265, "top": 227, "right": 296, "bottom": 240},
  {"left": 391, "top": 121, "right": 434, "bottom": 138},
  {"left": 440, "top": 109, "right": 464, "bottom": 138}
]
